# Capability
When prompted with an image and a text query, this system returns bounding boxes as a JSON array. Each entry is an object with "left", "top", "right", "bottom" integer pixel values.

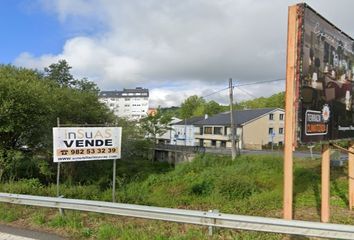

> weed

[
  {"left": 96, "top": 224, "right": 120, "bottom": 240},
  {"left": 0, "top": 204, "right": 19, "bottom": 222},
  {"left": 81, "top": 227, "right": 93, "bottom": 238},
  {"left": 32, "top": 211, "right": 46, "bottom": 225}
]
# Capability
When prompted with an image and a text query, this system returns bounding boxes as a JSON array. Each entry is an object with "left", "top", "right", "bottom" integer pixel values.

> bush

[{"left": 217, "top": 175, "right": 261, "bottom": 199}]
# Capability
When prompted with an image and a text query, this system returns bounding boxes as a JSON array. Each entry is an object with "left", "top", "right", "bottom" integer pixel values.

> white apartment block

[{"left": 99, "top": 87, "right": 149, "bottom": 120}]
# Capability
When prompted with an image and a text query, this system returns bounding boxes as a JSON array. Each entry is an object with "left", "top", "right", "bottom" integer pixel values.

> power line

[
  {"left": 235, "top": 78, "right": 285, "bottom": 87},
  {"left": 201, "top": 78, "right": 285, "bottom": 99},
  {"left": 202, "top": 86, "right": 229, "bottom": 98},
  {"left": 235, "top": 86, "right": 258, "bottom": 99}
]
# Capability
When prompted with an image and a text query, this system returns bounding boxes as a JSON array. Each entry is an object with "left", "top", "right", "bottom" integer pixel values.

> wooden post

[
  {"left": 283, "top": 5, "right": 298, "bottom": 220},
  {"left": 349, "top": 141, "right": 354, "bottom": 210},
  {"left": 321, "top": 144, "right": 330, "bottom": 222},
  {"left": 229, "top": 78, "right": 237, "bottom": 160}
]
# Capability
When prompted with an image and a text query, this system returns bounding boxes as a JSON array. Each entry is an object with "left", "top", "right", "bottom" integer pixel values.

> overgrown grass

[{"left": 1, "top": 154, "right": 353, "bottom": 239}]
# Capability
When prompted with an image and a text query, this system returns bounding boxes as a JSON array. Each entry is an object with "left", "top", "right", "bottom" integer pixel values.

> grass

[{"left": 1, "top": 154, "right": 354, "bottom": 239}]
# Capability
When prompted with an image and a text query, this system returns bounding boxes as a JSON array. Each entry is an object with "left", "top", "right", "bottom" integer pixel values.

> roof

[
  {"left": 99, "top": 87, "right": 149, "bottom": 98},
  {"left": 173, "top": 116, "right": 205, "bottom": 125},
  {"left": 193, "top": 108, "right": 283, "bottom": 126}
]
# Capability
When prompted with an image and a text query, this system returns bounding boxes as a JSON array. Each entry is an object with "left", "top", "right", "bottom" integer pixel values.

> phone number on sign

[{"left": 57, "top": 148, "right": 119, "bottom": 156}]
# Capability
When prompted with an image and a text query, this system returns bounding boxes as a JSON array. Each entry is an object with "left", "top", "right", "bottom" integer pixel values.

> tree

[
  {"left": 140, "top": 109, "right": 172, "bottom": 161},
  {"left": 75, "top": 77, "right": 100, "bottom": 94},
  {"left": 0, "top": 64, "right": 115, "bottom": 183},
  {"left": 180, "top": 95, "right": 205, "bottom": 119},
  {"left": 44, "top": 59, "right": 76, "bottom": 87}
]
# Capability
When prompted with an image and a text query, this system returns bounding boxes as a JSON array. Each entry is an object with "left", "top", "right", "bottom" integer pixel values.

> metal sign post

[
  {"left": 112, "top": 159, "right": 117, "bottom": 202},
  {"left": 56, "top": 117, "right": 61, "bottom": 198}
]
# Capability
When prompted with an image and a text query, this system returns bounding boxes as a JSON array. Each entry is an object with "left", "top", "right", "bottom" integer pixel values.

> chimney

[{"left": 205, "top": 114, "right": 208, "bottom": 119}]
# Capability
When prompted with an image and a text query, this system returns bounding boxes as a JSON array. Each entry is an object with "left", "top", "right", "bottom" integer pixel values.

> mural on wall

[{"left": 298, "top": 4, "right": 354, "bottom": 143}]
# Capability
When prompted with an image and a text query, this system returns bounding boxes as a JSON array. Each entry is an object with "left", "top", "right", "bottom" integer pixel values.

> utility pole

[{"left": 229, "top": 78, "right": 237, "bottom": 160}]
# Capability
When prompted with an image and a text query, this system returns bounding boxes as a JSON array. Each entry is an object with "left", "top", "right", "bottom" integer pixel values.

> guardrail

[{"left": 1, "top": 192, "right": 354, "bottom": 239}]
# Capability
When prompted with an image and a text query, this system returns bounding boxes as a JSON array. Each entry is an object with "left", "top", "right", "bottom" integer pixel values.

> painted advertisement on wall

[
  {"left": 298, "top": 4, "right": 354, "bottom": 143},
  {"left": 53, "top": 127, "right": 122, "bottom": 162}
]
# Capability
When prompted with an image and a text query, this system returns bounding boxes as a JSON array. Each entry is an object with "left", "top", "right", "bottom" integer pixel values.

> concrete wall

[{"left": 155, "top": 150, "right": 195, "bottom": 164}]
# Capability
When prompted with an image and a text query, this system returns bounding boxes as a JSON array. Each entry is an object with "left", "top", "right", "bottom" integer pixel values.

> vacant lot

[{"left": 1, "top": 154, "right": 353, "bottom": 239}]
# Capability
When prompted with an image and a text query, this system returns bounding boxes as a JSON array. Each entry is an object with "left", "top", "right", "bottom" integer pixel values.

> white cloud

[{"left": 14, "top": 0, "right": 354, "bottom": 107}]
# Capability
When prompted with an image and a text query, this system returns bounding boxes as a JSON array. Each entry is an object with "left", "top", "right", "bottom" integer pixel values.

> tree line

[{"left": 162, "top": 92, "right": 285, "bottom": 119}]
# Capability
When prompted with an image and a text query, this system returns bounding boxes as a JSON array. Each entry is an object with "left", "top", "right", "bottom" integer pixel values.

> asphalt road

[{"left": 0, "top": 225, "right": 65, "bottom": 240}]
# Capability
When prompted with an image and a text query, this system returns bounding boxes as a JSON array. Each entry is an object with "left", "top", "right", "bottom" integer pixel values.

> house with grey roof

[{"left": 193, "top": 108, "right": 285, "bottom": 150}]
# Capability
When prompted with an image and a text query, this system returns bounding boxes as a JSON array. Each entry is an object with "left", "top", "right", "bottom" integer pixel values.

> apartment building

[{"left": 99, "top": 87, "right": 149, "bottom": 120}]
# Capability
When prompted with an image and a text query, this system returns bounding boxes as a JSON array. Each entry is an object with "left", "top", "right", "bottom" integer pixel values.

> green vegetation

[
  {"left": 1, "top": 154, "right": 353, "bottom": 239},
  {"left": 163, "top": 92, "right": 285, "bottom": 119},
  {"left": 0, "top": 61, "right": 163, "bottom": 188},
  {"left": 0, "top": 62, "right": 116, "bottom": 184},
  {"left": 235, "top": 92, "right": 285, "bottom": 110}
]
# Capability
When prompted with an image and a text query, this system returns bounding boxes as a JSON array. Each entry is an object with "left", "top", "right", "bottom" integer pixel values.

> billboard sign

[
  {"left": 53, "top": 127, "right": 122, "bottom": 162},
  {"left": 297, "top": 4, "right": 354, "bottom": 142}
]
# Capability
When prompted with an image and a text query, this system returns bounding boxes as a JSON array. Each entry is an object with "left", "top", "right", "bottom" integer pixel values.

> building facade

[
  {"left": 193, "top": 108, "right": 285, "bottom": 150},
  {"left": 99, "top": 87, "right": 149, "bottom": 120},
  {"left": 171, "top": 116, "right": 205, "bottom": 146},
  {"left": 156, "top": 117, "right": 182, "bottom": 144}
]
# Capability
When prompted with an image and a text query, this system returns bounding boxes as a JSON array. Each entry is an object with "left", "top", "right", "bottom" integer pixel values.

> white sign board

[{"left": 53, "top": 127, "right": 122, "bottom": 162}]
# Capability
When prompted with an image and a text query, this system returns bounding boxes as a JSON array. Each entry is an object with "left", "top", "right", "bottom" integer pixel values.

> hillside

[
  {"left": 161, "top": 92, "right": 285, "bottom": 118},
  {"left": 1, "top": 154, "right": 353, "bottom": 239}
]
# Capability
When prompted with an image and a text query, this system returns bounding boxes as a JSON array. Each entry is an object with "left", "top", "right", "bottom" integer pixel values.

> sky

[{"left": 2, "top": 0, "right": 354, "bottom": 107}]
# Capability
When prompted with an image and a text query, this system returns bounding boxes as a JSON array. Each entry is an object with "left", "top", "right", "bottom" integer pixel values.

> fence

[{"left": 1, "top": 193, "right": 354, "bottom": 239}]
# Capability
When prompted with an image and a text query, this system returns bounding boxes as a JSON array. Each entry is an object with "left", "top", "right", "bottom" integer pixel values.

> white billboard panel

[{"left": 53, "top": 127, "right": 122, "bottom": 162}]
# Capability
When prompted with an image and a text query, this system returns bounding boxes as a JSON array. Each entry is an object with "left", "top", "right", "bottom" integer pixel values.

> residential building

[
  {"left": 171, "top": 116, "right": 205, "bottom": 146},
  {"left": 156, "top": 117, "right": 182, "bottom": 144},
  {"left": 194, "top": 108, "right": 285, "bottom": 150},
  {"left": 99, "top": 87, "right": 149, "bottom": 120}
]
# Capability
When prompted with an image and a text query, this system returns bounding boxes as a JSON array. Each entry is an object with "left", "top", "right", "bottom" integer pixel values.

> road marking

[{"left": 0, "top": 232, "right": 37, "bottom": 240}]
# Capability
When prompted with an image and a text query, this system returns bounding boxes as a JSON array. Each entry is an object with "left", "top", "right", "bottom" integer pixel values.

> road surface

[{"left": 0, "top": 225, "right": 65, "bottom": 240}]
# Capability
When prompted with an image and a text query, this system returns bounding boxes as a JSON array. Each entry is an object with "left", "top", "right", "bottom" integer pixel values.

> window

[
  {"left": 268, "top": 128, "right": 274, "bottom": 134},
  {"left": 269, "top": 114, "right": 274, "bottom": 120},
  {"left": 221, "top": 141, "right": 226, "bottom": 148},
  {"left": 279, "top": 114, "right": 284, "bottom": 121},
  {"left": 125, "top": 98, "right": 130, "bottom": 101},
  {"left": 211, "top": 140, "right": 217, "bottom": 146},
  {"left": 204, "top": 127, "right": 212, "bottom": 134},
  {"left": 224, "top": 127, "right": 228, "bottom": 135},
  {"left": 214, "top": 127, "right": 222, "bottom": 135},
  {"left": 279, "top": 128, "right": 284, "bottom": 134},
  {"left": 124, "top": 104, "right": 130, "bottom": 107},
  {"left": 200, "top": 127, "right": 203, "bottom": 135}
]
